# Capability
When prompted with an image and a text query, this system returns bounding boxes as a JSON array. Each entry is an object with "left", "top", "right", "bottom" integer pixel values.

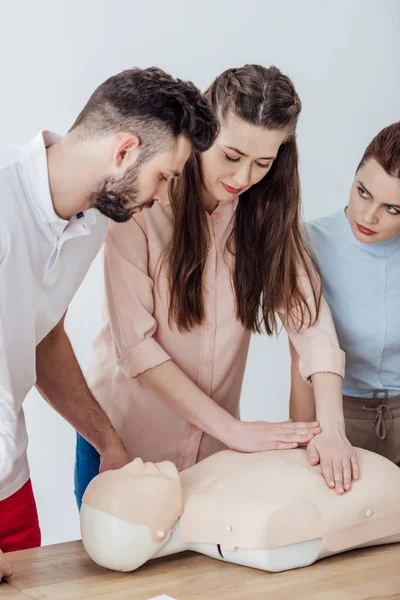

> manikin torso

[{"left": 80, "top": 448, "right": 400, "bottom": 573}]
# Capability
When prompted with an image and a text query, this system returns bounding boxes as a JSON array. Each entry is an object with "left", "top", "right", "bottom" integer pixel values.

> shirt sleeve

[
  {"left": 277, "top": 270, "right": 345, "bottom": 383},
  {"left": 0, "top": 235, "right": 19, "bottom": 483},
  {"left": 104, "top": 218, "right": 171, "bottom": 379},
  {"left": 0, "top": 341, "right": 18, "bottom": 484}
]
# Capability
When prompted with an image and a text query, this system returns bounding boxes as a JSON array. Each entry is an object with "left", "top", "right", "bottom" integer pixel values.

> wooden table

[{"left": 2, "top": 541, "right": 400, "bottom": 599}]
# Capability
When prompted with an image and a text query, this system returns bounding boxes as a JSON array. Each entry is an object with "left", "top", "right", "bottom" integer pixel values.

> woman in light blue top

[{"left": 290, "top": 122, "right": 400, "bottom": 466}]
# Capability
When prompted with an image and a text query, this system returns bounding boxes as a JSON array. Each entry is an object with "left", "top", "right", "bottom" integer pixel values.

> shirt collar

[
  {"left": 20, "top": 130, "right": 70, "bottom": 229},
  {"left": 20, "top": 131, "right": 103, "bottom": 233}
]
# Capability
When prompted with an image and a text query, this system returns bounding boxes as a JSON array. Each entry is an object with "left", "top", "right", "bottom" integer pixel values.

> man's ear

[{"left": 113, "top": 133, "right": 141, "bottom": 167}]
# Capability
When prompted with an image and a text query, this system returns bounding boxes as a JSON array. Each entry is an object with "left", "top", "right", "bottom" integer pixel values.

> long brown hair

[{"left": 167, "top": 64, "right": 321, "bottom": 334}]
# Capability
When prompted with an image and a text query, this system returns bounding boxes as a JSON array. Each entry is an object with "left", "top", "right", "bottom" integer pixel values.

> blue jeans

[{"left": 74, "top": 433, "right": 101, "bottom": 510}]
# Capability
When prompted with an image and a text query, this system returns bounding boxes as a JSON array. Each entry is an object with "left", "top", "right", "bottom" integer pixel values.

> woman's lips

[
  {"left": 222, "top": 183, "right": 241, "bottom": 195},
  {"left": 356, "top": 223, "right": 376, "bottom": 236}
]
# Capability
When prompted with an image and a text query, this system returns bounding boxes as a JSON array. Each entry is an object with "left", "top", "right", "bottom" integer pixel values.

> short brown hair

[
  {"left": 70, "top": 67, "right": 218, "bottom": 153},
  {"left": 357, "top": 122, "right": 400, "bottom": 178}
]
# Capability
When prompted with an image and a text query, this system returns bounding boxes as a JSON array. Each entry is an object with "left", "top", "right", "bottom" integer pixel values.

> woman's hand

[
  {"left": 306, "top": 424, "right": 360, "bottom": 494},
  {"left": 225, "top": 419, "right": 321, "bottom": 453}
]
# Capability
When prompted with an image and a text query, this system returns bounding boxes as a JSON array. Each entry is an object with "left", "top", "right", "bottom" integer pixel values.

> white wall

[{"left": 1, "top": 0, "right": 399, "bottom": 545}]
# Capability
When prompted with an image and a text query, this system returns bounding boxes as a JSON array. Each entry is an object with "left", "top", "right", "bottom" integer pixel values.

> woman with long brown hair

[{"left": 74, "top": 64, "right": 358, "bottom": 508}]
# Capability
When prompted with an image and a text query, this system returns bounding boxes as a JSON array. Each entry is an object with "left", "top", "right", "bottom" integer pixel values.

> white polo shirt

[{"left": 0, "top": 131, "right": 108, "bottom": 501}]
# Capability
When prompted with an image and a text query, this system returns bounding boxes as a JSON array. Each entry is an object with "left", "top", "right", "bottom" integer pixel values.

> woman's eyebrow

[{"left": 225, "top": 145, "right": 275, "bottom": 160}]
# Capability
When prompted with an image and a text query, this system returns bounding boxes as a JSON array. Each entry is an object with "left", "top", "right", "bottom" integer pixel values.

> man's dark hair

[{"left": 70, "top": 67, "right": 218, "bottom": 153}]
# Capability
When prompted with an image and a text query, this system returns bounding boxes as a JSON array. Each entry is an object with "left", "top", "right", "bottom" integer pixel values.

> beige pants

[{"left": 343, "top": 391, "right": 400, "bottom": 467}]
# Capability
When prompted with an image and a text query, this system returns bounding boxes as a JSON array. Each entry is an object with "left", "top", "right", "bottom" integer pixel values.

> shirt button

[
  {"left": 203, "top": 358, "right": 212, "bottom": 366},
  {"left": 204, "top": 284, "right": 213, "bottom": 293},
  {"left": 212, "top": 213, "right": 220, "bottom": 222},
  {"left": 203, "top": 321, "right": 213, "bottom": 330}
]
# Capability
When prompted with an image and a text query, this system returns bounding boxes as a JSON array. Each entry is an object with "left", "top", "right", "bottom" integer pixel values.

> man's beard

[{"left": 90, "top": 163, "right": 154, "bottom": 223}]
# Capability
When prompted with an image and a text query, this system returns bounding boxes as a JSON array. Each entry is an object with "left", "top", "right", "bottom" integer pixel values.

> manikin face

[
  {"left": 127, "top": 457, "right": 180, "bottom": 481},
  {"left": 346, "top": 158, "right": 400, "bottom": 243},
  {"left": 200, "top": 111, "right": 288, "bottom": 203},
  {"left": 80, "top": 458, "right": 182, "bottom": 572},
  {"left": 91, "top": 134, "right": 192, "bottom": 222}
]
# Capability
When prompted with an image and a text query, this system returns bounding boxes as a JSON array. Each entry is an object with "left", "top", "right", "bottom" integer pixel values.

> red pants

[{"left": 0, "top": 480, "right": 41, "bottom": 552}]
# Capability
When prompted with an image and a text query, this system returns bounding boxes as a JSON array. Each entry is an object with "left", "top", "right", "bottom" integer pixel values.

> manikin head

[
  {"left": 66, "top": 67, "right": 218, "bottom": 222},
  {"left": 346, "top": 122, "right": 400, "bottom": 244},
  {"left": 81, "top": 458, "right": 182, "bottom": 571}
]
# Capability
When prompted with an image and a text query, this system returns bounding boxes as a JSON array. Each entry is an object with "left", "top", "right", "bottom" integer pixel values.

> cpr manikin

[{"left": 80, "top": 449, "right": 400, "bottom": 573}]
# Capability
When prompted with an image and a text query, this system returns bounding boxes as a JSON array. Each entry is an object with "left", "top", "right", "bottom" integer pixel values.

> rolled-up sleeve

[
  {"left": 278, "top": 271, "right": 345, "bottom": 382},
  {"left": 104, "top": 219, "right": 171, "bottom": 379}
]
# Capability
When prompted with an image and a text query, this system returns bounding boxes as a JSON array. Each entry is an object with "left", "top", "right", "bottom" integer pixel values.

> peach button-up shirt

[{"left": 87, "top": 200, "right": 345, "bottom": 470}]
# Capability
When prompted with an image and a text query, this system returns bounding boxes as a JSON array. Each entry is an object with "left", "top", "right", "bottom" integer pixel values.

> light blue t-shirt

[{"left": 305, "top": 209, "right": 400, "bottom": 398}]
